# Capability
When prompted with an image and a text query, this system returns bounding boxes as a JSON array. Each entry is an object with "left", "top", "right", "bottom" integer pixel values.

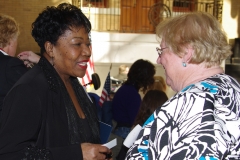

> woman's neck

[{"left": 181, "top": 64, "right": 224, "bottom": 91}]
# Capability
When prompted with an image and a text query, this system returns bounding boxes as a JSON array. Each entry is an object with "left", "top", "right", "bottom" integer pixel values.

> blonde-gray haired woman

[
  {"left": 0, "top": 14, "right": 39, "bottom": 116},
  {"left": 126, "top": 12, "right": 240, "bottom": 160}
]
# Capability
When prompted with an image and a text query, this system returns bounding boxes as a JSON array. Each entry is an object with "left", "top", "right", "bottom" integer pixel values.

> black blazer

[
  {"left": 0, "top": 57, "right": 100, "bottom": 160},
  {"left": 0, "top": 51, "right": 28, "bottom": 115}
]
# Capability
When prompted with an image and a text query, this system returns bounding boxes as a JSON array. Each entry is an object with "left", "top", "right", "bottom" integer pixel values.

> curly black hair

[
  {"left": 125, "top": 59, "right": 155, "bottom": 93},
  {"left": 31, "top": 3, "right": 91, "bottom": 54}
]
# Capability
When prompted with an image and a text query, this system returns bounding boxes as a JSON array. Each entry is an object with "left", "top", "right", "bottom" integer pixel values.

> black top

[{"left": 78, "top": 118, "right": 92, "bottom": 142}]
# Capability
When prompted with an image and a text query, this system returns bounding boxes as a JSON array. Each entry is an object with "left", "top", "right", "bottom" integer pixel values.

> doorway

[{"left": 120, "top": 0, "right": 158, "bottom": 33}]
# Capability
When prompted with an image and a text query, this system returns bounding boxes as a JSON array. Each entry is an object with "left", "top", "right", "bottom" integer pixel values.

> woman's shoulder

[
  {"left": 199, "top": 73, "right": 240, "bottom": 92},
  {"left": 0, "top": 55, "right": 24, "bottom": 67},
  {"left": 115, "top": 84, "right": 139, "bottom": 97},
  {"left": 180, "top": 74, "right": 240, "bottom": 94},
  {"left": 113, "top": 84, "right": 140, "bottom": 101},
  {"left": 15, "top": 65, "right": 48, "bottom": 90},
  {"left": 120, "top": 83, "right": 138, "bottom": 91}
]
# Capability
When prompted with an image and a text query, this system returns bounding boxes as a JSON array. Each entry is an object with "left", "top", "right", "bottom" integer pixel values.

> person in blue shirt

[{"left": 112, "top": 59, "right": 155, "bottom": 139}]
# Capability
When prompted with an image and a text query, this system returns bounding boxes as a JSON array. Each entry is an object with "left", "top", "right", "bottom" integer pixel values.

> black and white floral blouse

[{"left": 126, "top": 74, "right": 240, "bottom": 160}]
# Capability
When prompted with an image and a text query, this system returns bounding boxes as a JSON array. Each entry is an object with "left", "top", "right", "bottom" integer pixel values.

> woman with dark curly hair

[
  {"left": 112, "top": 59, "right": 155, "bottom": 139},
  {"left": 0, "top": 3, "right": 111, "bottom": 160}
]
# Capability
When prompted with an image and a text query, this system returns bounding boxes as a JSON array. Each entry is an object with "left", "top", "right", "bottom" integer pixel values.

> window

[
  {"left": 172, "top": 0, "right": 194, "bottom": 12},
  {"left": 84, "top": 0, "right": 108, "bottom": 8}
]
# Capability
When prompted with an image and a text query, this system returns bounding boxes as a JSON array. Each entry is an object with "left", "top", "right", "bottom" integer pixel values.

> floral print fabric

[{"left": 126, "top": 74, "right": 240, "bottom": 160}]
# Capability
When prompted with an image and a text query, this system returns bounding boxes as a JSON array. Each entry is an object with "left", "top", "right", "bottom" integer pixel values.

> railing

[
  {"left": 72, "top": 0, "right": 223, "bottom": 33},
  {"left": 72, "top": 0, "right": 120, "bottom": 32},
  {"left": 164, "top": 0, "right": 223, "bottom": 22}
]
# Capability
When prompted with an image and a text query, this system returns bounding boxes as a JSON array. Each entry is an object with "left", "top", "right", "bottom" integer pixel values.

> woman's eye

[
  {"left": 75, "top": 43, "right": 81, "bottom": 46},
  {"left": 74, "top": 43, "right": 91, "bottom": 47},
  {"left": 86, "top": 43, "right": 91, "bottom": 47}
]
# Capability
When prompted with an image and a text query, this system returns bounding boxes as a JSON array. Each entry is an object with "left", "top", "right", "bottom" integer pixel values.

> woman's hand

[
  {"left": 81, "top": 143, "right": 113, "bottom": 160},
  {"left": 17, "top": 51, "right": 40, "bottom": 68}
]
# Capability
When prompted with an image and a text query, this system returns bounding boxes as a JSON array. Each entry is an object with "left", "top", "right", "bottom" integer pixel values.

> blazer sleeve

[
  {"left": 0, "top": 57, "right": 27, "bottom": 111},
  {"left": 6, "top": 57, "right": 28, "bottom": 87},
  {"left": 0, "top": 83, "right": 83, "bottom": 160}
]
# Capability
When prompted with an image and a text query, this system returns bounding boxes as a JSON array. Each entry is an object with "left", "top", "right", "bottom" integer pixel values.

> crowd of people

[{"left": 0, "top": 3, "right": 240, "bottom": 160}]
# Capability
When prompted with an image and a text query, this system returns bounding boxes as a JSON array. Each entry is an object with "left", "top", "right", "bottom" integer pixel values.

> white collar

[{"left": 0, "top": 49, "right": 9, "bottom": 56}]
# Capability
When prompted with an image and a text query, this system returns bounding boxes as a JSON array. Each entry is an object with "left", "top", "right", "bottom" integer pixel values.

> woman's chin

[{"left": 76, "top": 71, "right": 86, "bottom": 78}]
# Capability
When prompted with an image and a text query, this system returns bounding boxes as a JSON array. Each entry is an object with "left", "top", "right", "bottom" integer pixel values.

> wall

[
  {"left": 91, "top": 32, "right": 159, "bottom": 63},
  {"left": 0, "top": 0, "right": 71, "bottom": 54}
]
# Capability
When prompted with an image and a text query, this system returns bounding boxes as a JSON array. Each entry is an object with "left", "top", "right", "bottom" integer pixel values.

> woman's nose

[{"left": 82, "top": 44, "right": 91, "bottom": 57}]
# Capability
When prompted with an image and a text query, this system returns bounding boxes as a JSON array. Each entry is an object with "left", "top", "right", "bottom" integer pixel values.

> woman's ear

[
  {"left": 44, "top": 41, "right": 54, "bottom": 57},
  {"left": 183, "top": 47, "right": 194, "bottom": 63}
]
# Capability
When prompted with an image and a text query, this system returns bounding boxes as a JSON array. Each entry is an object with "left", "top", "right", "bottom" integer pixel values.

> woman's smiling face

[{"left": 51, "top": 27, "right": 91, "bottom": 79}]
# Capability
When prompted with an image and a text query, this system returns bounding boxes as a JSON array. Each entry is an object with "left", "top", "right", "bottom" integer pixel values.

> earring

[
  {"left": 51, "top": 56, "right": 54, "bottom": 66},
  {"left": 182, "top": 62, "right": 186, "bottom": 67}
]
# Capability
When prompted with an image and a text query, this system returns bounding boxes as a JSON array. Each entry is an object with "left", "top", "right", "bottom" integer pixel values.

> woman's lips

[{"left": 78, "top": 60, "right": 88, "bottom": 69}]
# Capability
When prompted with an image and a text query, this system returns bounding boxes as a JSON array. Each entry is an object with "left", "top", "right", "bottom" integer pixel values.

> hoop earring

[
  {"left": 182, "top": 62, "right": 186, "bottom": 67},
  {"left": 51, "top": 56, "right": 54, "bottom": 66}
]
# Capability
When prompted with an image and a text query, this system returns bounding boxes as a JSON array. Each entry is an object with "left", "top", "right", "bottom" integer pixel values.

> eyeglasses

[{"left": 156, "top": 47, "right": 168, "bottom": 57}]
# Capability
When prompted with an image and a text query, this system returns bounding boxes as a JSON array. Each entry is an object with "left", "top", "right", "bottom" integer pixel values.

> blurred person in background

[
  {"left": 112, "top": 64, "right": 129, "bottom": 82},
  {"left": 116, "top": 89, "right": 168, "bottom": 160},
  {"left": 112, "top": 59, "right": 155, "bottom": 139},
  {"left": 109, "top": 59, "right": 155, "bottom": 159},
  {"left": 0, "top": 14, "right": 39, "bottom": 117},
  {"left": 148, "top": 75, "right": 166, "bottom": 92},
  {"left": 111, "top": 64, "right": 129, "bottom": 95},
  {"left": 139, "top": 75, "right": 167, "bottom": 98},
  {"left": 132, "top": 90, "right": 168, "bottom": 128}
]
